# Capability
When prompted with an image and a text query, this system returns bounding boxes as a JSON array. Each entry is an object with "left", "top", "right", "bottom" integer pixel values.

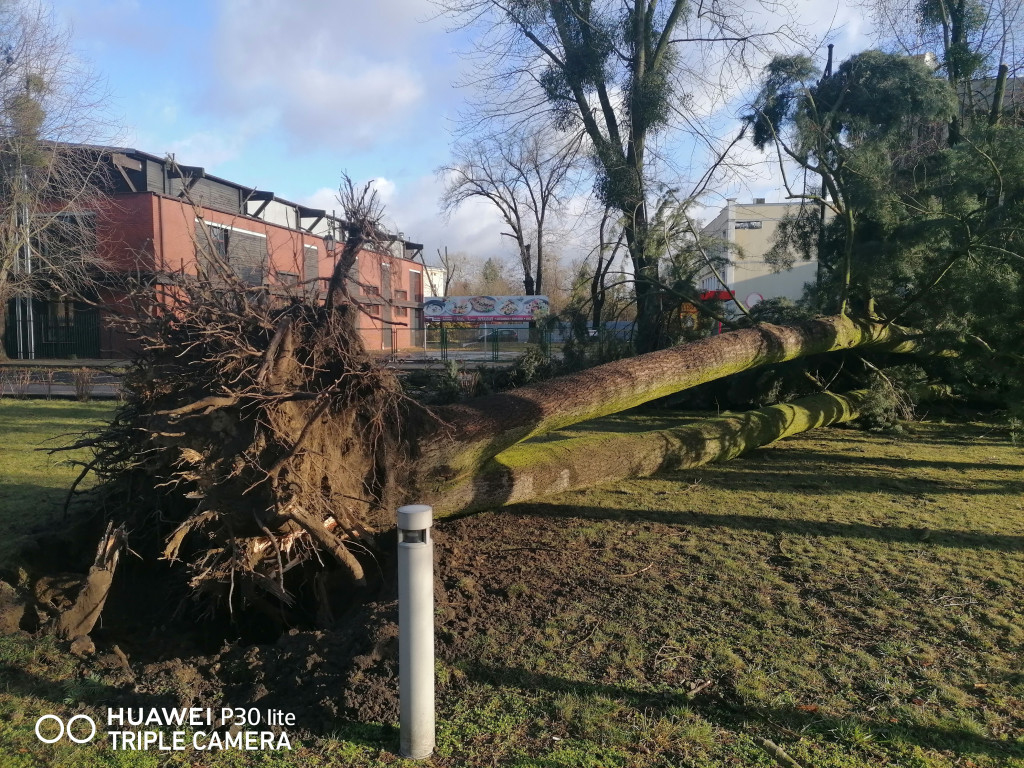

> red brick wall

[
  {"left": 94, "top": 194, "right": 157, "bottom": 272},
  {"left": 94, "top": 192, "right": 424, "bottom": 353}
]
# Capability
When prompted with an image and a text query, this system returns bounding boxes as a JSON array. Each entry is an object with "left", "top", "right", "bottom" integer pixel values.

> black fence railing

[{"left": 4, "top": 300, "right": 102, "bottom": 359}]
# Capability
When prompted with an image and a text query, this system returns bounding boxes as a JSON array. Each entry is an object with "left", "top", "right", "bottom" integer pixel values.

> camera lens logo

[{"left": 35, "top": 714, "right": 97, "bottom": 744}]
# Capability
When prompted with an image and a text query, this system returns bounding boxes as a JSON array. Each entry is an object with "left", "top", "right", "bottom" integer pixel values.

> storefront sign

[{"left": 423, "top": 295, "right": 549, "bottom": 322}]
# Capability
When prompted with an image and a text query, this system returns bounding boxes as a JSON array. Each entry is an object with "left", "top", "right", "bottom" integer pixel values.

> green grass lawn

[
  {"left": 0, "top": 400, "right": 116, "bottom": 566},
  {"left": 0, "top": 403, "right": 1022, "bottom": 767}
]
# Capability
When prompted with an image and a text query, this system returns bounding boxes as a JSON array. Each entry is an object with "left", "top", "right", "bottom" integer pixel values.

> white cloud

[
  {"left": 300, "top": 178, "right": 401, "bottom": 218},
  {"left": 300, "top": 186, "right": 340, "bottom": 213},
  {"left": 383, "top": 174, "right": 510, "bottom": 260},
  {"left": 370, "top": 177, "right": 398, "bottom": 202},
  {"left": 205, "top": 0, "right": 441, "bottom": 151},
  {"left": 165, "top": 130, "right": 250, "bottom": 169}
]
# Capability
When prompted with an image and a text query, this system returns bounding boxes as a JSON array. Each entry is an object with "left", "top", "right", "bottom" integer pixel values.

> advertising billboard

[{"left": 423, "top": 295, "right": 549, "bottom": 322}]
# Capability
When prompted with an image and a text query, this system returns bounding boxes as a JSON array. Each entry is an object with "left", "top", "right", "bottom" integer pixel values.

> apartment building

[{"left": 697, "top": 199, "right": 819, "bottom": 310}]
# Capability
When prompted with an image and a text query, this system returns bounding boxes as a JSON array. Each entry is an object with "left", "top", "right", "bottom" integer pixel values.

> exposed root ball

[{"left": 84, "top": 279, "right": 428, "bottom": 622}]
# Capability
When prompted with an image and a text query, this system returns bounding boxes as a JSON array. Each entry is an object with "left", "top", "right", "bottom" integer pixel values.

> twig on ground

[{"left": 753, "top": 737, "right": 805, "bottom": 768}]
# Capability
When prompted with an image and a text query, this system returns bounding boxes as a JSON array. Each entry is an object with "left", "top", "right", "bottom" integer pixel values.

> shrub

[
  {"left": 72, "top": 367, "right": 97, "bottom": 401},
  {"left": 856, "top": 371, "right": 916, "bottom": 433},
  {"left": 42, "top": 368, "right": 56, "bottom": 399},
  {"left": 5, "top": 368, "right": 34, "bottom": 398}
]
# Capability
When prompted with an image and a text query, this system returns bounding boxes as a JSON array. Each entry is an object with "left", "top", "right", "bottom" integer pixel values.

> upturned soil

[{"left": 4, "top": 512, "right": 573, "bottom": 737}]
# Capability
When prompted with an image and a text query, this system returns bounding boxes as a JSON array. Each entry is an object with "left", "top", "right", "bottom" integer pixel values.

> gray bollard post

[{"left": 397, "top": 504, "right": 435, "bottom": 759}]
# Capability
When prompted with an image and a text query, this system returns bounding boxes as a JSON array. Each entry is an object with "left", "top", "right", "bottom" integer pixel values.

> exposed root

[
  {"left": 69, "top": 263, "right": 429, "bottom": 623},
  {"left": 56, "top": 522, "right": 125, "bottom": 640}
]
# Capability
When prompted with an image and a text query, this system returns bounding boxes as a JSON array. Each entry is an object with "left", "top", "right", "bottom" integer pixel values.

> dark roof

[{"left": 68, "top": 143, "right": 423, "bottom": 250}]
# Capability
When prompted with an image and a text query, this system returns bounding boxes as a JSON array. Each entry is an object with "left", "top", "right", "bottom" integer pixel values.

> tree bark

[
  {"left": 420, "top": 315, "right": 916, "bottom": 482},
  {"left": 431, "top": 389, "right": 869, "bottom": 516}
]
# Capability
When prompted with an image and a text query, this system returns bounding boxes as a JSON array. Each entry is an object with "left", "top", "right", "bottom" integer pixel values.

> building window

[
  {"left": 394, "top": 289, "right": 408, "bottom": 301},
  {"left": 366, "top": 304, "right": 381, "bottom": 316},
  {"left": 35, "top": 212, "right": 97, "bottom": 271},
  {"left": 364, "top": 285, "right": 380, "bottom": 296},
  {"left": 735, "top": 220, "right": 763, "bottom": 230},
  {"left": 209, "top": 225, "right": 229, "bottom": 258},
  {"left": 277, "top": 272, "right": 298, "bottom": 288},
  {"left": 395, "top": 306, "right": 408, "bottom": 317},
  {"left": 303, "top": 244, "right": 318, "bottom": 282}
]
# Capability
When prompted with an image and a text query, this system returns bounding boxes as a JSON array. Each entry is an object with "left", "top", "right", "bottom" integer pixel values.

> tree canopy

[
  {"left": 439, "top": 127, "right": 581, "bottom": 297},
  {"left": 746, "top": 42, "right": 1024, "bottom": 408},
  {"left": 746, "top": 49, "right": 956, "bottom": 316}
]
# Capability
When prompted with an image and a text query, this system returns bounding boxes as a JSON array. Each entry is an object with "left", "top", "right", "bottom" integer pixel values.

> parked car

[{"left": 464, "top": 329, "right": 519, "bottom": 346}]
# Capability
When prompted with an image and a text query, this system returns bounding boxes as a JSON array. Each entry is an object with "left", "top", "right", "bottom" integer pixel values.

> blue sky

[{"left": 48, "top": 0, "right": 874, "bottom": 266}]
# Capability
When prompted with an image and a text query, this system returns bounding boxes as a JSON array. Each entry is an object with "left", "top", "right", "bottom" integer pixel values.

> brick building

[{"left": 3, "top": 146, "right": 426, "bottom": 359}]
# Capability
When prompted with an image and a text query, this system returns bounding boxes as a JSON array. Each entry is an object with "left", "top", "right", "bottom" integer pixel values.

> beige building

[
  {"left": 424, "top": 266, "right": 448, "bottom": 297},
  {"left": 698, "top": 199, "right": 819, "bottom": 310}
]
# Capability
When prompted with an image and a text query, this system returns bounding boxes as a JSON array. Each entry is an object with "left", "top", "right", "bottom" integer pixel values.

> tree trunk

[
  {"left": 633, "top": 271, "right": 662, "bottom": 353},
  {"left": 523, "top": 271, "right": 535, "bottom": 297},
  {"left": 432, "top": 389, "right": 869, "bottom": 516},
  {"left": 533, "top": 238, "right": 542, "bottom": 297},
  {"left": 621, "top": 212, "right": 663, "bottom": 353},
  {"left": 419, "top": 315, "right": 916, "bottom": 483}
]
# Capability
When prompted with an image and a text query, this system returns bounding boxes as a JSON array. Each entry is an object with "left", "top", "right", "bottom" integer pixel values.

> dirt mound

[{"left": 211, "top": 599, "right": 401, "bottom": 731}]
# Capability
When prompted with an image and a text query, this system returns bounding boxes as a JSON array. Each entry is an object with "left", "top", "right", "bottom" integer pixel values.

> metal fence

[
  {"left": 356, "top": 325, "right": 555, "bottom": 363},
  {"left": 4, "top": 300, "right": 102, "bottom": 360},
  {"left": 428, "top": 325, "right": 554, "bottom": 362}
]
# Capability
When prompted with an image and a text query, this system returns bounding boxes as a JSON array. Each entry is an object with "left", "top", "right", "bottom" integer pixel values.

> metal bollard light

[{"left": 397, "top": 504, "right": 435, "bottom": 759}]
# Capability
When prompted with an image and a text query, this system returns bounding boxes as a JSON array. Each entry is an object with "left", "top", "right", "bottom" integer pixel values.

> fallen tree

[
  {"left": 60, "top": 181, "right": 920, "bottom": 621},
  {"left": 74, "top": 260, "right": 912, "bottom": 623},
  {"left": 435, "top": 389, "right": 871, "bottom": 516},
  {"left": 423, "top": 318, "right": 916, "bottom": 480}
]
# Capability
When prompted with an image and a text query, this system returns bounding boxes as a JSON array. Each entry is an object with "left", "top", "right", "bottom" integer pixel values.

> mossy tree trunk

[
  {"left": 415, "top": 315, "right": 916, "bottom": 488},
  {"left": 432, "top": 390, "right": 870, "bottom": 517}
]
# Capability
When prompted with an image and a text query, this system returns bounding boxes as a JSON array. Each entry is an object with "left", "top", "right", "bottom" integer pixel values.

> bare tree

[
  {"left": 324, "top": 175, "right": 388, "bottom": 311},
  {"left": 440, "top": 126, "right": 581, "bottom": 297},
  {"left": 421, "top": 246, "right": 467, "bottom": 297},
  {"left": 0, "top": 0, "right": 114, "bottom": 359},
  {"left": 443, "top": 253, "right": 519, "bottom": 296},
  {"left": 436, "top": 0, "right": 807, "bottom": 351},
  {"left": 584, "top": 205, "right": 626, "bottom": 331}
]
